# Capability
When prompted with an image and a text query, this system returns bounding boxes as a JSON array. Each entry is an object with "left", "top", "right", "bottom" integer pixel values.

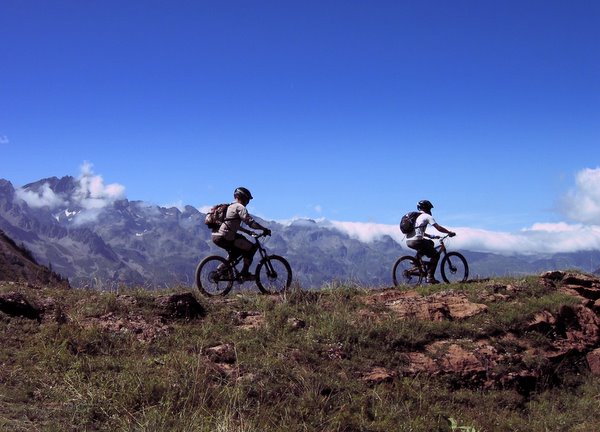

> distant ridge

[{"left": 1, "top": 175, "right": 600, "bottom": 288}]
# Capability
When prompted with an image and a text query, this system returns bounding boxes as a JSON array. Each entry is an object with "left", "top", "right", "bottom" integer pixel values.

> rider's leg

[
  {"left": 421, "top": 240, "right": 440, "bottom": 282},
  {"left": 212, "top": 235, "right": 236, "bottom": 270},
  {"left": 233, "top": 234, "right": 257, "bottom": 276},
  {"left": 406, "top": 240, "right": 425, "bottom": 272},
  {"left": 406, "top": 240, "right": 429, "bottom": 277}
]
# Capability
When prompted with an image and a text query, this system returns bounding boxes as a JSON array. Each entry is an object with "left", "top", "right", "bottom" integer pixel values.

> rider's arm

[
  {"left": 244, "top": 216, "right": 267, "bottom": 232},
  {"left": 239, "top": 206, "right": 270, "bottom": 233},
  {"left": 239, "top": 226, "right": 254, "bottom": 235},
  {"left": 432, "top": 223, "right": 456, "bottom": 237}
]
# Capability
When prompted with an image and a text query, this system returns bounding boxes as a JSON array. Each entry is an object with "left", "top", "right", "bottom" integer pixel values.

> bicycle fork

[{"left": 257, "top": 248, "right": 279, "bottom": 279}]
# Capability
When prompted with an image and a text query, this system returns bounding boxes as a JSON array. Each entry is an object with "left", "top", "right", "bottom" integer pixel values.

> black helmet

[
  {"left": 234, "top": 187, "right": 253, "bottom": 201},
  {"left": 417, "top": 199, "right": 434, "bottom": 211}
]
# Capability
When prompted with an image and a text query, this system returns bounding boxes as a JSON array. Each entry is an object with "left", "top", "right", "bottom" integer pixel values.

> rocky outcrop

[
  {"left": 359, "top": 271, "right": 600, "bottom": 392},
  {"left": 364, "top": 289, "right": 488, "bottom": 321}
]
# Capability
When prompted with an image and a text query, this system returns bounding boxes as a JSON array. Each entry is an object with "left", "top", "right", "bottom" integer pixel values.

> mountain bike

[
  {"left": 392, "top": 234, "right": 469, "bottom": 286},
  {"left": 195, "top": 232, "right": 292, "bottom": 296}
]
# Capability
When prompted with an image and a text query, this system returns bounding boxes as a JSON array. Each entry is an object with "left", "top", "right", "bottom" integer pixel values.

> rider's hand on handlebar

[
  {"left": 263, "top": 228, "right": 272, "bottom": 236},
  {"left": 449, "top": 232, "right": 456, "bottom": 237}
]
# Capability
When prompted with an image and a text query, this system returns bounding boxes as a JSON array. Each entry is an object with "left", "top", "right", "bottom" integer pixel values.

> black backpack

[
  {"left": 204, "top": 203, "right": 230, "bottom": 232},
  {"left": 399, "top": 211, "right": 420, "bottom": 234}
]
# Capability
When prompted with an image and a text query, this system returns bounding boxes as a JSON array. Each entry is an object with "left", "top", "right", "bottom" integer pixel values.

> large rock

[
  {"left": 366, "top": 289, "right": 488, "bottom": 321},
  {"left": 0, "top": 292, "right": 42, "bottom": 320},
  {"left": 587, "top": 348, "right": 600, "bottom": 376},
  {"left": 154, "top": 293, "right": 207, "bottom": 320}
]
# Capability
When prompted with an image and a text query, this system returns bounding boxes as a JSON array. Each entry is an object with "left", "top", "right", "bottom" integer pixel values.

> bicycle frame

[
  {"left": 196, "top": 231, "right": 292, "bottom": 296},
  {"left": 393, "top": 234, "right": 468, "bottom": 286},
  {"left": 221, "top": 232, "right": 272, "bottom": 281},
  {"left": 415, "top": 235, "right": 449, "bottom": 271}
]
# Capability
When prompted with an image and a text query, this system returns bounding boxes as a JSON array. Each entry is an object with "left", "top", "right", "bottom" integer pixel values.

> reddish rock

[
  {"left": 205, "top": 343, "right": 237, "bottom": 364},
  {"left": 404, "top": 340, "right": 499, "bottom": 378},
  {"left": 235, "top": 311, "right": 264, "bottom": 330},
  {"left": 386, "top": 292, "right": 487, "bottom": 321},
  {"left": 362, "top": 367, "right": 396, "bottom": 384},
  {"left": 586, "top": 349, "right": 600, "bottom": 376}
]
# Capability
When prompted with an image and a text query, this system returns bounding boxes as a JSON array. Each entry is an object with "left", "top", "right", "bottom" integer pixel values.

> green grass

[{"left": 1, "top": 277, "right": 599, "bottom": 431}]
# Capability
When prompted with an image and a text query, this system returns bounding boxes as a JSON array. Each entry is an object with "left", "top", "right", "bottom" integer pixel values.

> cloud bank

[
  {"left": 299, "top": 219, "right": 600, "bottom": 256},
  {"left": 282, "top": 167, "right": 600, "bottom": 256}
]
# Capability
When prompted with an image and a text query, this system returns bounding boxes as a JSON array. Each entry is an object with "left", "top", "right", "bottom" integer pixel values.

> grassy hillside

[{"left": 1, "top": 274, "right": 600, "bottom": 431}]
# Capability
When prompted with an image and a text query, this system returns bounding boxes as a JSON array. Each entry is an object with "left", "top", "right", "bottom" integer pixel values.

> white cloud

[
  {"left": 71, "top": 208, "right": 104, "bottom": 225},
  {"left": 329, "top": 220, "right": 403, "bottom": 244},
  {"left": 15, "top": 182, "right": 66, "bottom": 209},
  {"left": 561, "top": 167, "right": 600, "bottom": 224},
  {"left": 73, "top": 161, "right": 125, "bottom": 212},
  {"left": 163, "top": 200, "right": 186, "bottom": 212}
]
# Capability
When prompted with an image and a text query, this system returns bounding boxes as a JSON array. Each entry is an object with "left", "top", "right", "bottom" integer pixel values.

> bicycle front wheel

[
  {"left": 195, "top": 256, "right": 234, "bottom": 296},
  {"left": 256, "top": 255, "right": 292, "bottom": 294},
  {"left": 440, "top": 252, "right": 469, "bottom": 283},
  {"left": 392, "top": 256, "right": 423, "bottom": 287}
]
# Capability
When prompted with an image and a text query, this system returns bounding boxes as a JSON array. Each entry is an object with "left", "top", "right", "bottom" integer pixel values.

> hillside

[
  {"left": 0, "top": 229, "right": 69, "bottom": 288},
  {"left": 1, "top": 272, "right": 600, "bottom": 431}
]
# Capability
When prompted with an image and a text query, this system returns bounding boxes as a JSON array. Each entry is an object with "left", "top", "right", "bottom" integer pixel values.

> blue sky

[{"left": 1, "top": 1, "right": 599, "bottom": 254}]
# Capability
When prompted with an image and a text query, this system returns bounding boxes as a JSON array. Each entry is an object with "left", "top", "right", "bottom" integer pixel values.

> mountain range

[{"left": 1, "top": 176, "right": 599, "bottom": 288}]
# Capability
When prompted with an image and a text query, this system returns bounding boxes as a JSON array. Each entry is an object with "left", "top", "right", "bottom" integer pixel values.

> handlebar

[
  {"left": 250, "top": 231, "right": 271, "bottom": 239},
  {"left": 430, "top": 233, "right": 456, "bottom": 241}
]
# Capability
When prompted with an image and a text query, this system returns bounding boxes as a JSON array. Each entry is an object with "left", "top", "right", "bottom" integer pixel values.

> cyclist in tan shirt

[{"left": 212, "top": 187, "right": 271, "bottom": 280}]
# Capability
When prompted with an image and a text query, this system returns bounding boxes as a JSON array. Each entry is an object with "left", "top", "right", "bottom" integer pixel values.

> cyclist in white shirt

[{"left": 405, "top": 200, "right": 455, "bottom": 284}]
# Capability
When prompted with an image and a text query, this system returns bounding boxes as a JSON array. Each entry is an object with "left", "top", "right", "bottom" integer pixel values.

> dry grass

[{"left": 1, "top": 277, "right": 599, "bottom": 431}]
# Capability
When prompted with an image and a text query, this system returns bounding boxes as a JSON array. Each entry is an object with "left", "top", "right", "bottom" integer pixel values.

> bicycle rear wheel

[
  {"left": 256, "top": 255, "right": 292, "bottom": 294},
  {"left": 440, "top": 252, "right": 469, "bottom": 283},
  {"left": 195, "top": 256, "right": 234, "bottom": 296},
  {"left": 392, "top": 256, "right": 423, "bottom": 287}
]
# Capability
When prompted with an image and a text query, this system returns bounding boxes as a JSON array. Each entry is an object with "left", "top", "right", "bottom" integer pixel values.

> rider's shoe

[
  {"left": 426, "top": 276, "right": 440, "bottom": 284},
  {"left": 214, "top": 264, "right": 230, "bottom": 278},
  {"left": 239, "top": 271, "right": 255, "bottom": 282}
]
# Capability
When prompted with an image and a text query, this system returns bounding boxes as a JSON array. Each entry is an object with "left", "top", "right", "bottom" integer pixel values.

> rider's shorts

[
  {"left": 406, "top": 238, "right": 437, "bottom": 258},
  {"left": 212, "top": 233, "right": 255, "bottom": 258}
]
